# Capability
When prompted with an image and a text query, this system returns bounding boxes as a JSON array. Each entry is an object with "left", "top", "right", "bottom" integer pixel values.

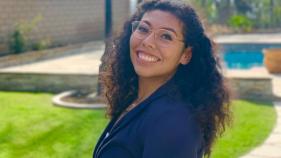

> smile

[{"left": 137, "top": 51, "right": 160, "bottom": 63}]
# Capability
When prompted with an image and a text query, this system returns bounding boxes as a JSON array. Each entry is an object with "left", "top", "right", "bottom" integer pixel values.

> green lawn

[
  {"left": 0, "top": 92, "right": 108, "bottom": 158},
  {"left": 0, "top": 92, "right": 277, "bottom": 158},
  {"left": 211, "top": 100, "right": 277, "bottom": 158}
]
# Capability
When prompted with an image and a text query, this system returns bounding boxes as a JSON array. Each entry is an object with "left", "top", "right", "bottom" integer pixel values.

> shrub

[
  {"left": 32, "top": 38, "right": 52, "bottom": 51},
  {"left": 9, "top": 29, "right": 26, "bottom": 54},
  {"left": 9, "top": 15, "right": 43, "bottom": 54},
  {"left": 228, "top": 15, "right": 253, "bottom": 32}
]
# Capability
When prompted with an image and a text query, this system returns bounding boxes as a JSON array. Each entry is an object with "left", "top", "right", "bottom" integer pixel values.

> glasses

[{"left": 131, "top": 21, "right": 184, "bottom": 47}]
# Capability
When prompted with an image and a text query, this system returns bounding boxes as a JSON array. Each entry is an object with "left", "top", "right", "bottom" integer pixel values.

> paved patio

[
  {"left": 214, "top": 33, "right": 281, "bottom": 44},
  {"left": 0, "top": 41, "right": 104, "bottom": 75}
]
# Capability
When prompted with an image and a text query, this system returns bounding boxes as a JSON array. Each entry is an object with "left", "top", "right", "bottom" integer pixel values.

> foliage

[
  {"left": 9, "top": 30, "right": 26, "bottom": 54},
  {"left": 190, "top": 0, "right": 281, "bottom": 32},
  {"left": 228, "top": 15, "right": 253, "bottom": 32},
  {"left": 32, "top": 38, "right": 52, "bottom": 51},
  {"left": 272, "top": 6, "right": 281, "bottom": 27},
  {"left": 190, "top": 0, "right": 217, "bottom": 23},
  {"left": 9, "top": 15, "right": 51, "bottom": 54}
]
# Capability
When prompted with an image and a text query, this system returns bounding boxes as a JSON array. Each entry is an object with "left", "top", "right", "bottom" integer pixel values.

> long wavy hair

[{"left": 99, "top": 0, "right": 232, "bottom": 157}]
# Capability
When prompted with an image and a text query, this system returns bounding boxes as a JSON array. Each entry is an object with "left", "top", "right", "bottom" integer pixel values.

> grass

[
  {"left": 0, "top": 91, "right": 108, "bottom": 158},
  {"left": 211, "top": 100, "right": 277, "bottom": 158},
  {"left": 0, "top": 92, "right": 277, "bottom": 158}
]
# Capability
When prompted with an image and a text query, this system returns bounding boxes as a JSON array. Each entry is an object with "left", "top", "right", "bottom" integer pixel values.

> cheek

[
  {"left": 160, "top": 47, "right": 182, "bottom": 59},
  {"left": 130, "top": 36, "right": 139, "bottom": 61},
  {"left": 130, "top": 35, "right": 141, "bottom": 51}
]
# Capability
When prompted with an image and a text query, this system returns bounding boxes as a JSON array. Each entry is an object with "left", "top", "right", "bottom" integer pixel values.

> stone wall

[
  {"left": 0, "top": 0, "right": 131, "bottom": 55},
  {"left": 228, "top": 77, "right": 273, "bottom": 101},
  {"left": 0, "top": 72, "right": 274, "bottom": 101},
  {"left": 0, "top": 71, "right": 273, "bottom": 101},
  {"left": 0, "top": 73, "right": 98, "bottom": 93}
]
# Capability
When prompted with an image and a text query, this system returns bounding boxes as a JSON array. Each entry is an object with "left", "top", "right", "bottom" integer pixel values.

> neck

[{"left": 137, "top": 75, "right": 173, "bottom": 102}]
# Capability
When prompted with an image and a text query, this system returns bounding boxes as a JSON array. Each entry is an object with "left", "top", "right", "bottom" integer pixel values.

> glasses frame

[{"left": 131, "top": 21, "right": 185, "bottom": 46}]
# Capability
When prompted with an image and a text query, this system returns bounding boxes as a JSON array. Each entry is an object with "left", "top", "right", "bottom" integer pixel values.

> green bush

[
  {"left": 228, "top": 15, "right": 253, "bottom": 32},
  {"left": 9, "top": 15, "right": 43, "bottom": 54},
  {"left": 273, "top": 6, "right": 281, "bottom": 27},
  {"left": 32, "top": 38, "right": 51, "bottom": 51},
  {"left": 9, "top": 29, "right": 26, "bottom": 54}
]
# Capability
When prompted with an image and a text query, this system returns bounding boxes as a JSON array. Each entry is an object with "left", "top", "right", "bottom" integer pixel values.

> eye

[
  {"left": 160, "top": 33, "right": 173, "bottom": 41},
  {"left": 137, "top": 24, "right": 150, "bottom": 33}
]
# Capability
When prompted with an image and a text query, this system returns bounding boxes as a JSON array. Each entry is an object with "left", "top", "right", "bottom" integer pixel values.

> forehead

[{"left": 141, "top": 10, "right": 184, "bottom": 33}]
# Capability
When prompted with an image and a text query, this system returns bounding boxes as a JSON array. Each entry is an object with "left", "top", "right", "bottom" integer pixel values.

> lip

[{"left": 135, "top": 50, "right": 161, "bottom": 65}]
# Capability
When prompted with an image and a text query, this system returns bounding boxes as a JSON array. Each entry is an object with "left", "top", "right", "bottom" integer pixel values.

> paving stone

[
  {"left": 215, "top": 33, "right": 281, "bottom": 44},
  {"left": 244, "top": 145, "right": 281, "bottom": 158}
]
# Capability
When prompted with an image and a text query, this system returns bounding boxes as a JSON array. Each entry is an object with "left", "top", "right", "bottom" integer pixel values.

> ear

[{"left": 179, "top": 47, "right": 192, "bottom": 65}]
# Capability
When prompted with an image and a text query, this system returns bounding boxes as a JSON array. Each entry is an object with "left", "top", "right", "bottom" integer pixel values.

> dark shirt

[{"left": 93, "top": 78, "right": 204, "bottom": 158}]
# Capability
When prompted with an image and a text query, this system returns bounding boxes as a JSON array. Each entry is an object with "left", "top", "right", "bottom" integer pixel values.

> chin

[{"left": 134, "top": 69, "right": 154, "bottom": 78}]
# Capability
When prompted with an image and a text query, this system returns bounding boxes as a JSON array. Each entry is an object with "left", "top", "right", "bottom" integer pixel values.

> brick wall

[
  {"left": 112, "top": 0, "right": 131, "bottom": 36},
  {"left": 0, "top": 0, "right": 131, "bottom": 54}
]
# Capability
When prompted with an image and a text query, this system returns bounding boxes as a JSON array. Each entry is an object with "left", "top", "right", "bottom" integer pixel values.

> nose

[{"left": 141, "top": 32, "right": 157, "bottom": 49}]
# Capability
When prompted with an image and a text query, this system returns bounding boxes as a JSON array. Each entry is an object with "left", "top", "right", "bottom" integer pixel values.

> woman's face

[{"left": 130, "top": 10, "right": 192, "bottom": 81}]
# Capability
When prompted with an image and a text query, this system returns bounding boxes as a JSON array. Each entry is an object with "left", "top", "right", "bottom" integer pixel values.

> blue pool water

[
  {"left": 220, "top": 43, "right": 281, "bottom": 69},
  {"left": 222, "top": 51, "right": 264, "bottom": 69}
]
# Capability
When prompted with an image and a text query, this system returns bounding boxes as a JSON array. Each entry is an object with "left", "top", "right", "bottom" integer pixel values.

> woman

[{"left": 93, "top": 0, "right": 231, "bottom": 158}]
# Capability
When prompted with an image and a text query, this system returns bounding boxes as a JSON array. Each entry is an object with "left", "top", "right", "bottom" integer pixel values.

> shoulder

[
  {"left": 144, "top": 95, "right": 194, "bottom": 122},
  {"left": 142, "top": 95, "right": 202, "bottom": 139},
  {"left": 139, "top": 96, "right": 203, "bottom": 157}
]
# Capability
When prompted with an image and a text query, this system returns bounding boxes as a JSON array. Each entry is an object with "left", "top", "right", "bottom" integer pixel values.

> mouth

[{"left": 136, "top": 51, "right": 160, "bottom": 63}]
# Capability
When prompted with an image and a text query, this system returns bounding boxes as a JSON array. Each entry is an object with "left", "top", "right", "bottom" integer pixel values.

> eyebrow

[{"left": 141, "top": 20, "right": 179, "bottom": 36}]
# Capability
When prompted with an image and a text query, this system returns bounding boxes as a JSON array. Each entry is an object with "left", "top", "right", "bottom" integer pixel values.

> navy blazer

[{"left": 93, "top": 77, "right": 204, "bottom": 158}]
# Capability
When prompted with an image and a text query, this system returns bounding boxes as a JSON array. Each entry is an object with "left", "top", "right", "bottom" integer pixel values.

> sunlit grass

[
  {"left": 0, "top": 91, "right": 108, "bottom": 158},
  {"left": 212, "top": 100, "right": 276, "bottom": 158},
  {"left": 0, "top": 92, "right": 277, "bottom": 158}
]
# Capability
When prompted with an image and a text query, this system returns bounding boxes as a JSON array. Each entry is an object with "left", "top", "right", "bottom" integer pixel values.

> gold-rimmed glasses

[{"left": 131, "top": 21, "right": 184, "bottom": 47}]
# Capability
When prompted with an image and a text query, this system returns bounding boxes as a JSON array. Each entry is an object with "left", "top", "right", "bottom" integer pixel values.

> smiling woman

[
  {"left": 94, "top": 1, "right": 232, "bottom": 158},
  {"left": 129, "top": 11, "right": 191, "bottom": 79}
]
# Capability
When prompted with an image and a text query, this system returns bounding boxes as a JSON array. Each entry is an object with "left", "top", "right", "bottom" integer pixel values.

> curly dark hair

[{"left": 99, "top": 0, "right": 232, "bottom": 157}]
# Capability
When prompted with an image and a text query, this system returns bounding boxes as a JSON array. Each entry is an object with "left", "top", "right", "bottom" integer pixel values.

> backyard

[
  {"left": 0, "top": 91, "right": 276, "bottom": 158},
  {"left": 0, "top": 0, "right": 281, "bottom": 158}
]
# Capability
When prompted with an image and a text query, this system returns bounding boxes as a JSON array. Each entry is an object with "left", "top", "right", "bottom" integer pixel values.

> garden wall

[
  {"left": 0, "top": 73, "right": 98, "bottom": 93},
  {"left": 0, "top": 71, "right": 274, "bottom": 101},
  {"left": 0, "top": 0, "right": 131, "bottom": 55},
  {"left": 227, "top": 76, "right": 273, "bottom": 101}
]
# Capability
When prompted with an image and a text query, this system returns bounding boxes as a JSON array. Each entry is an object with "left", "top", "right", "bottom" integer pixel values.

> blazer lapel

[{"left": 93, "top": 117, "right": 116, "bottom": 157}]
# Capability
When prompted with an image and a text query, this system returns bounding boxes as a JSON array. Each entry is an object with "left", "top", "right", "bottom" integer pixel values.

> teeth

[{"left": 138, "top": 52, "right": 159, "bottom": 62}]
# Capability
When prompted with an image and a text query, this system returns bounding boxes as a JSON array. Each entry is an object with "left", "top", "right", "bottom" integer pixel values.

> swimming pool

[
  {"left": 222, "top": 51, "right": 263, "bottom": 69},
  {"left": 220, "top": 43, "right": 281, "bottom": 69}
]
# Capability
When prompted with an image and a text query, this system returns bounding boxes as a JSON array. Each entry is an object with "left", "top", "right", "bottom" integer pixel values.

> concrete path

[
  {"left": 0, "top": 41, "right": 104, "bottom": 75},
  {"left": 0, "top": 52, "right": 101, "bottom": 74}
]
